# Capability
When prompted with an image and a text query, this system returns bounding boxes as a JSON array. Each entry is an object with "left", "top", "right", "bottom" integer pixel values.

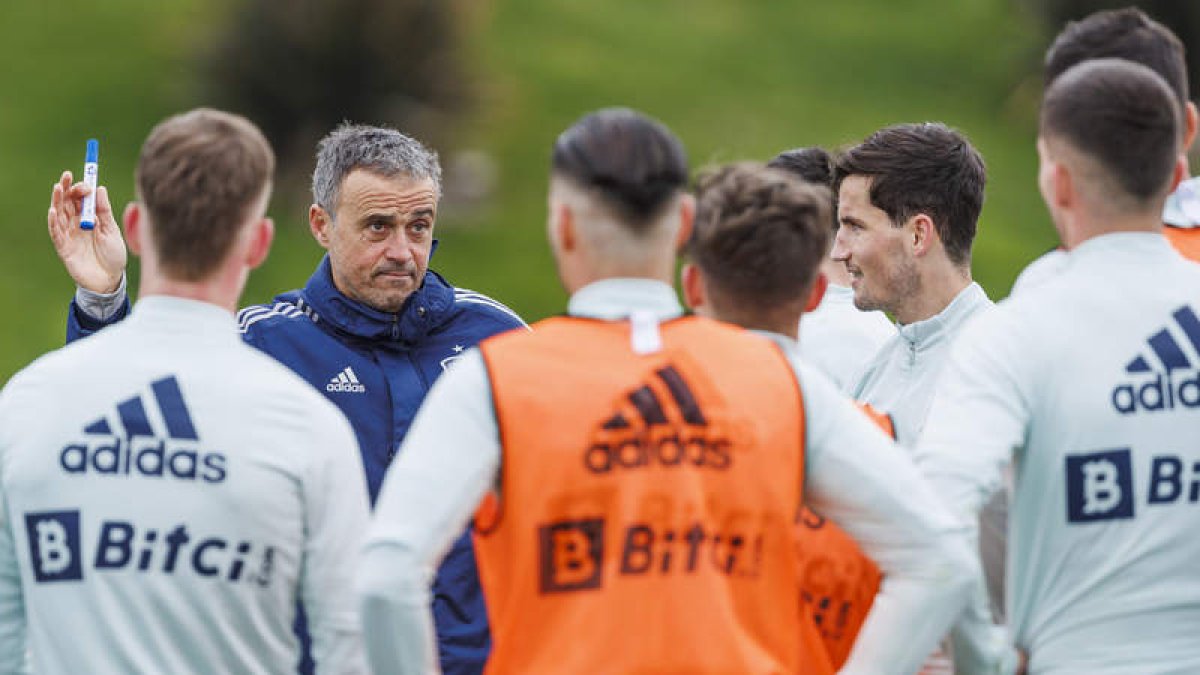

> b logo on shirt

[
  {"left": 538, "top": 519, "right": 604, "bottom": 594},
  {"left": 24, "top": 510, "right": 84, "bottom": 582},
  {"left": 1066, "top": 449, "right": 1134, "bottom": 523}
]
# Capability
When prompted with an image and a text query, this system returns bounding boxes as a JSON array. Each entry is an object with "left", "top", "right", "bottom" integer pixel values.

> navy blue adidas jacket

[{"left": 68, "top": 255, "right": 525, "bottom": 674}]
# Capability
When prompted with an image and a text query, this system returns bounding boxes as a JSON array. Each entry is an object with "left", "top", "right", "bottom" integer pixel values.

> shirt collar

[
  {"left": 821, "top": 283, "right": 855, "bottom": 305},
  {"left": 299, "top": 254, "right": 456, "bottom": 343},
  {"left": 1069, "top": 231, "right": 1179, "bottom": 260},
  {"left": 1163, "top": 176, "right": 1200, "bottom": 228},
  {"left": 897, "top": 282, "right": 991, "bottom": 348},
  {"left": 567, "top": 278, "right": 684, "bottom": 321},
  {"left": 751, "top": 329, "right": 800, "bottom": 356},
  {"left": 129, "top": 295, "right": 240, "bottom": 342}
]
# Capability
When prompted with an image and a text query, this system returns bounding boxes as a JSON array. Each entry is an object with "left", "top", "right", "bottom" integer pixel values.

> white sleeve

[
  {"left": 794, "top": 362, "right": 977, "bottom": 675},
  {"left": 916, "top": 309, "right": 1032, "bottom": 675},
  {"left": 0, "top": 385, "right": 29, "bottom": 674},
  {"left": 301, "top": 404, "right": 372, "bottom": 675},
  {"left": 356, "top": 350, "right": 500, "bottom": 675}
]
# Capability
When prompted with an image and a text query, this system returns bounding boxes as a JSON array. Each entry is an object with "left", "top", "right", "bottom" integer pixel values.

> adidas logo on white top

[{"left": 327, "top": 367, "right": 366, "bottom": 394}]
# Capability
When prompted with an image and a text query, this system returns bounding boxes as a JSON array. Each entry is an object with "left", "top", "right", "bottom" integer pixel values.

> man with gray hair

[{"left": 54, "top": 122, "right": 525, "bottom": 674}]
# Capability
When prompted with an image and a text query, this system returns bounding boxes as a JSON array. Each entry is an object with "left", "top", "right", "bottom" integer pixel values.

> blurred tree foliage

[
  {"left": 1031, "top": 0, "right": 1199, "bottom": 100},
  {"left": 200, "top": 0, "right": 477, "bottom": 206}
]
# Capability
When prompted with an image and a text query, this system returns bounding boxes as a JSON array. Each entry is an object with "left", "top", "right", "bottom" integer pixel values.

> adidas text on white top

[
  {"left": 918, "top": 233, "right": 1200, "bottom": 674},
  {"left": 0, "top": 297, "right": 370, "bottom": 674}
]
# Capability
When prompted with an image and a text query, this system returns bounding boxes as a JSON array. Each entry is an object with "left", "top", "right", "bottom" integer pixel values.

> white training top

[
  {"left": 1011, "top": 176, "right": 1200, "bottom": 299},
  {"left": 357, "top": 278, "right": 977, "bottom": 675},
  {"left": 918, "top": 233, "right": 1200, "bottom": 674},
  {"left": 848, "top": 282, "right": 993, "bottom": 447},
  {"left": 0, "top": 296, "right": 369, "bottom": 675},
  {"left": 799, "top": 284, "right": 896, "bottom": 392}
]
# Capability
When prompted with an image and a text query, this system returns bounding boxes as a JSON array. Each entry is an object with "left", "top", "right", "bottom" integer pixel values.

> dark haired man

[
  {"left": 768, "top": 147, "right": 894, "bottom": 391},
  {"left": 832, "top": 122, "right": 991, "bottom": 446},
  {"left": 1016, "top": 6, "right": 1200, "bottom": 293},
  {"left": 359, "top": 110, "right": 976, "bottom": 674},
  {"left": 920, "top": 59, "right": 1200, "bottom": 674},
  {"left": 831, "top": 122, "right": 996, "bottom": 673},
  {"left": 51, "top": 123, "right": 522, "bottom": 674},
  {"left": 3, "top": 109, "right": 369, "bottom": 672}
]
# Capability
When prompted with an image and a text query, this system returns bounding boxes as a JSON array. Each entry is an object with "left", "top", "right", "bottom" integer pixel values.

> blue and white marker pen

[{"left": 80, "top": 139, "right": 99, "bottom": 230}]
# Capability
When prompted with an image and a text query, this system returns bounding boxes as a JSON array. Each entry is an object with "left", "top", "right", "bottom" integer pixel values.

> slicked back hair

[
  {"left": 1045, "top": 7, "right": 1189, "bottom": 113},
  {"left": 688, "top": 163, "right": 831, "bottom": 312},
  {"left": 312, "top": 123, "right": 441, "bottom": 217},
  {"left": 136, "top": 108, "right": 274, "bottom": 281},
  {"left": 768, "top": 146, "right": 837, "bottom": 234},
  {"left": 833, "top": 123, "right": 986, "bottom": 267},
  {"left": 551, "top": 107, "right": 689, "bottom": 233},
  {"left": 1041, "top": 58, "right": 1181, "bottom": 206}
]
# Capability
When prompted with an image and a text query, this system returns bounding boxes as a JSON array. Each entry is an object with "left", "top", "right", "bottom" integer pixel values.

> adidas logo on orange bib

[
  {"left": 1112, "top": 306, "right": 1200, "bottom": 414},
  {"left": 584, "top": 365, "right": 732, "bottom": 473}
]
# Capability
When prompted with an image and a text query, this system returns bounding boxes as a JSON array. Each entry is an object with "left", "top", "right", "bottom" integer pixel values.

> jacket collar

[
  {"left": 896, "top": 281, "right": 991, "bottom": 349},
  {"left": 299, "top": 254, "right": 455, "bottom": 343}
]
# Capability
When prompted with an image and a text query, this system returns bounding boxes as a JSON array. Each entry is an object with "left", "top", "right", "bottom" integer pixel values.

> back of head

[
  {"left": 833, "top": 122, "right": 986, "bottom": 266},
  {"left": 136, "top": 108, "right": 275, "bottom": 281},
  {"left": 1045, "top": 7, "right": 1189, "bottom": 114},
  {"left": 689, "top": 163, "right": 831, "bottom": 318},
  {"left": 768, "top": 146, "right": 836, "bottom": 234},
  {"left": 551, "top": 107, "right": 689, "bottom": 234},
  {"left": 767, "top": 147, "right": 833, "bottom": 187},
  {"left": 312, "top": 123, "right": 442, "bottom": 216},
  {"left": 1041, "top": 58, "right": 1181, "bottom": 208}
]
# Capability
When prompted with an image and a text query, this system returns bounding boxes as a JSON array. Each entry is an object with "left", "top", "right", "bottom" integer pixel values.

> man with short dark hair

[
  {"left": 4, "top": 108, "right": 370, "bottom": 673},
  {"left": 358, "top": 109, "right": 976, "bottom": 675},
  {"left": 832, "top": 122, "right": 990, "bottom": 446},
  {"left": 52, "top": 122, "right": 523, "bottom": 674},
  {"left": 1015, "top": 6, "right": 1200, "bottom": 293},
  {"left": 919, "top": 57, "right": 1200, "bottom": 674},
  {"left": 831, "top": 122, "right": 996, "bottom": 673},
  {"left": 768, "top": 147, "right": 894, "bottom": 391}
]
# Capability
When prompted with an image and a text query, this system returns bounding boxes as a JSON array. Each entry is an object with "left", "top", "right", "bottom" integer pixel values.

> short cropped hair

[
  {"left": 135, "top": 108, "right": 274, "bottom": 281},
  {"left": 1045, "top": 7, "right": 1188, "bottom": 112},
  {"left": 768, "top": 146, "right": 836, "bottom": 234},
  {"left": 833, "top": 123, "right": 985, "bottom": 266},
  {"left": 551, "top": 107, "right": 688, "bottom": 233},
  {"left": 1041, "top": 58, "right": 1181, "bottom": 204},
  {"left": 312, "top": 123, "right": 441, "bottom": 215},
  {"left": 688, "top": 163, "right": 831, "bottom": 311}
]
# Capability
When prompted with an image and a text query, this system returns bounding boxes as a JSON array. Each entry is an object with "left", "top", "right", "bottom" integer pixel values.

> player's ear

[
  {"left": 1184, "top": 102, "right": 1198, "bottom": 152},
  {"left": 553, "top": 204, "right": 577, "bottom": 253},
  {"left": 909, "top": 213, "right": 937, "bottom": 257},
  {"left": 681, "top": 263, "right": 705, "bottom": 312},
  {"left": 309, "top": 204, "right": 332, "bottom": 249},
  {"left": 246, "top": 218, "right": 275, "bottom": 270},
  {"left": 1052, "top": 162, "right": 1074, "bottom": 210},
  {"left": 674, "top": 193, "right": 695, "bottom": 251},
  {"left": 124, "top": 202, "right": 143, "bottom": 256},
  {"left": 804, "top": 272, "right": 828, "bottom": 313}
]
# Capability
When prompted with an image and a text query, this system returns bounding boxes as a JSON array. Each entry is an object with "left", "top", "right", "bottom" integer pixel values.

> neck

[
  {"left": 137, "top": 264, "right": 245, "bottom": 315},
  {"left": 562, "top": 259, "right": 676, "bottom": 296},
  {"left": 894, "top": 263, "right": 971, "bottom": 325}
]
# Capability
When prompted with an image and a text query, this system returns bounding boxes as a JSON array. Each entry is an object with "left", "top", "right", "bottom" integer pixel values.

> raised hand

[{"left": 48, "top": 170, "right": 127, "bottom": 293}]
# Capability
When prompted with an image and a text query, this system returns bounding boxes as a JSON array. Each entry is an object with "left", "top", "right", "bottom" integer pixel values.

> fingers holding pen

[{"left": 95, "top": 186, "right": 120, "bottom": 233}]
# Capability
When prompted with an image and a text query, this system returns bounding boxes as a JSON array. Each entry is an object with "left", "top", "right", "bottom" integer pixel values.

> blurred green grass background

[{"left": 1, "top": 0, "right": 1062, "bottom": 383}]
